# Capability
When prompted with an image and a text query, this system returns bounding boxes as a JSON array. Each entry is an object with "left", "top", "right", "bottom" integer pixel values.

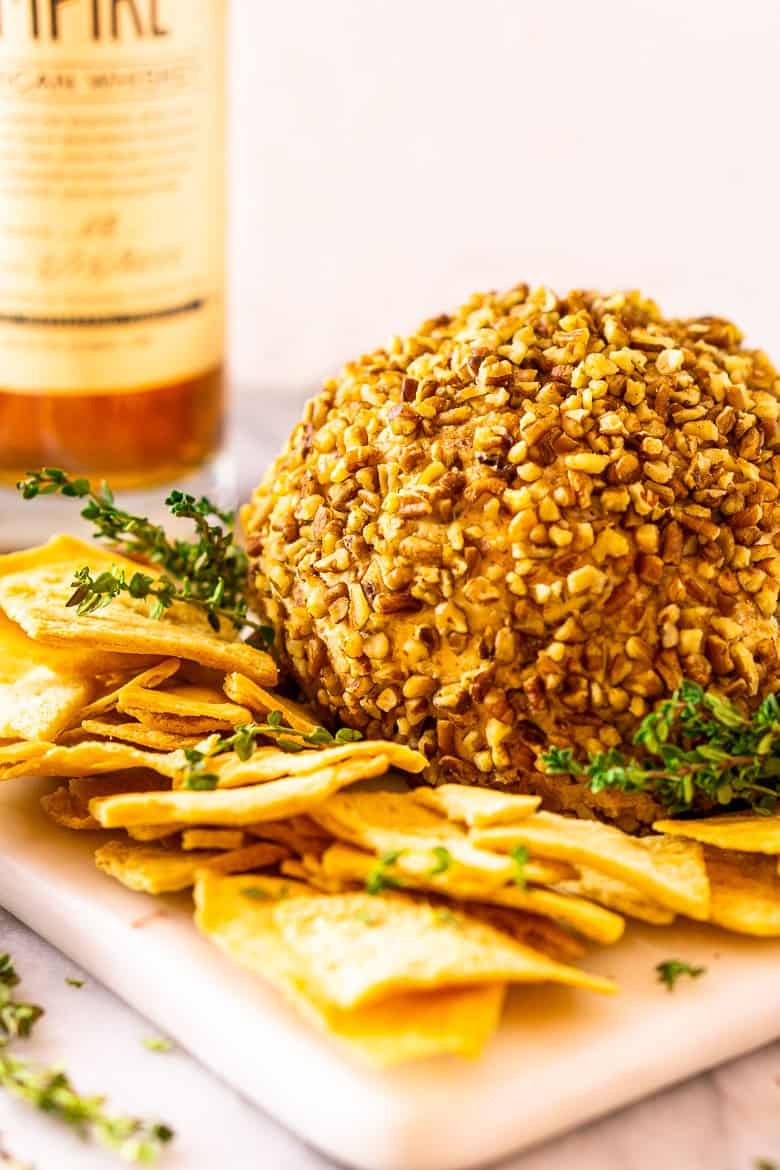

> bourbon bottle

[{"left": 0, "top": 0, "right": 226, "bottom": 509}]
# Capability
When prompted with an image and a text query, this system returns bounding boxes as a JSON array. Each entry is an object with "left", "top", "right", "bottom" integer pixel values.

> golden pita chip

[
  {"left": 79, "top": 660, "right": 182, "bottom": 722},
  {"left": 472, "top": 813, "right": 710, "bottom": 920},
  {"left": 0, "top": 535, "right": 277, "bottom": 686},
  {"left": 279, "top": 859, "right": 348, "bottom": 895},
  {"left": 214, "top": 740, "right": 426, "bottom": 790},
  {"left": 0, "top": 533, "right": 114, "bottom": 576},
  {"left": 0, "top": 740, "right": 182, "bottom": 782},
  {"left": 95, "top": 839, "right": 218, "bottom": 894},
  {"left": 320, "top": 844, "right": 625, "bottom": 945},
  {"left": 654, "top": 813, "right": 780, "bottom": 855},
  {"left": 69, "top": 771, "right": 169, "bottom": 802},
  {"left": 245, "top": 816, "right": 332, "bottom": 856},
  {"left": 270, "top": 890, "right": 615, "bottom": 1009},
  {"left": 285, "top": 855, "right": 582, "bottom": 957},
  {"left": 411, "top": 784, "right": 541, "bottom": 828},
  {"left": 203, "top": 841, "right": 289, "bottom": 874},
  {"left": 0, "top": 741, "right": 51, "bottom": 769},
  {"left": 554, "top": 867, "right": 676, "bottom": 926},
  {"left": 0, "top": 612, "right": 90, "bottom": 742},
  {"left": 181, "top": 829, "right": 246, "bottom": 851},
  {"left": 302, "top": 981, "right": 505, "bottom": 1067},
  {"left": 118, "top": 681, "right": 252, "bottom": 727},
  {"left": 0, "top": 540, "right": 152, "bottom": 661},
  {"left": 46, "top": 771, "right": 172, "bottom": 831},
  {"left": 279, "top": 859, "right": 310, "bottom": 881},
  {"left": 312, "top": 790, "right": 551, "bottom": 889},
  {"left": 175, "top": 660, "right": 225, "bottom": 686},
  {"left": 41, "top": 785, "right": 101, "bottom": 830},
  {"left": 193, "top": 872, "right": 504, "bottom": 1066},
  {"left": 90, "top": 754, "right": 391, "bottom": 829},
  {"left": 81, "top": 718, "right": 203, "bottom": 752},
  {"left": 124, "top": 709, "right": 234, "bottom": 735},
  {"left": 54, "top": 728, "right": 94, "bottom": 746},
  {"left": 223, "top": 673, "right": 320, "bottom": 734},
  {"left": 465, "top": 903, "right": 585, "bottom": 963},
  {"left": 126, "top": 823, "right": 185, "bottom": 842},
  {"left": 704, "top": 848, "right": 780, "bottom": 936}
]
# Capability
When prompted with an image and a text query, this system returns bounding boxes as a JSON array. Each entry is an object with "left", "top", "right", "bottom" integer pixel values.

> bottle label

[{"left": 0, "top": 0, "right": 224, "bottom": 393}]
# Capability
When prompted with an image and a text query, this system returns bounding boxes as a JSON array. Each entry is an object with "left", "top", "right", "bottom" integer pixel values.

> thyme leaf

[
  {"left": 142, "top": 1038, "right": 173, "bottom": 1054},
  {"left": 365, "top": 850, "right": 404, "bottom": 895},
  {"left": 0, "top": 955, "right": 43, "bottom": 1041},
  {"left": 427, "top": 846, "right": 452, "bottom": 877},
  {"left": 510, "top": 844, "right": 529, "bottom": 888},
  {"left": 656, "top": 959, "right": 706, "bottom": 991}
]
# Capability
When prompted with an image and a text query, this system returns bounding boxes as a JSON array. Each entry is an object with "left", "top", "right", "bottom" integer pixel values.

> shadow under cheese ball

[{"left": 242, "top": 284, "right": 780, "bottom": 831}]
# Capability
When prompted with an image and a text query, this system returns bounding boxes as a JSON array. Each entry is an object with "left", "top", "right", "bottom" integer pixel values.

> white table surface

[
  {"left": 2, "top": 905, "right": 780, "bottom": 1170},
  {"left": 2, "top": 405, "right": 780, "bottom": 1170}
]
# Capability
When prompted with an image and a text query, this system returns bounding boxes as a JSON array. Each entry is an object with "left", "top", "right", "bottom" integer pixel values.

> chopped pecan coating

[{"left": 243, "top": 284, "right": 780, "bottom": 828}]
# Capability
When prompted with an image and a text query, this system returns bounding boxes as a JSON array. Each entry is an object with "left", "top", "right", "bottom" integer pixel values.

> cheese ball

[{"left": 243, "top": 285, "right": 780, "bottom": 828}]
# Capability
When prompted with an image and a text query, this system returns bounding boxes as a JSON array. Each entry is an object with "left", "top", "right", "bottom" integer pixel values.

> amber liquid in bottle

[{"left": 0, "top": 369, "right": 225, "bottom": 490}]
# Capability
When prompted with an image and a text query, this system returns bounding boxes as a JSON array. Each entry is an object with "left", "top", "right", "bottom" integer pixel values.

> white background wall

[{"left": 228, "top": 0, "right": 780, "bottom": 407}]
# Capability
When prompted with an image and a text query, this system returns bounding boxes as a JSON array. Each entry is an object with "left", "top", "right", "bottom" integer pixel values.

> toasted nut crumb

[
  {"left": 564, "top": 452, "right": 610, "bottom": 474},
  {"left": 567, "top": 565, "right": 607, "bottom": 595}
]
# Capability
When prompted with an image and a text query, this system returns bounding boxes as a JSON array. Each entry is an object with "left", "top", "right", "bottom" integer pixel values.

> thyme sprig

[
  {"left": 17, "top": 469, "right": 272, "bottom": 645},
  {"left": 542, "top": 680, "right": 780, "bottom": 814},
  {"left": 181, "top": 713, "right": 363, "bottom": 790},
  {"left": 0, "top": 1056, "right": 174, "bottom": 1163},
  {"left": 0, "top": 953, "right": 173, "bottom": 1164},
  {"left": 0, "top": 955, "right": 43, "bottom": 1041}
]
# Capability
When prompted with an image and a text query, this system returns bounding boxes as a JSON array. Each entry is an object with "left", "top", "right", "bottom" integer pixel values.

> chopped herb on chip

[
  {"left": 433, "top": 908, "right": 460, "bottom": 928},
  {"left": 241, "top": 886, "right": 274, "bottom": 901},
  {"left": 428, "top": 846, "right": 452, "bottom": 877},
  {"left": 365, "top": 850, "right": 404, "bottom": 895},
  {"left": 510, "top": 845, "right": 529, "bottom": 888}
]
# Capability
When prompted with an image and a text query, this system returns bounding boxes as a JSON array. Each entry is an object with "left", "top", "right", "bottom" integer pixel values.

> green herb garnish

[
  {"left": 355, "top": 909, "right": 380, "bottom": 926},
  {"left": 543, "top": 680, "right": 780, "bottom": 813},
  {"left": 0, "top": 953, "right": 173, "bottom": 1164},
  {"left": 65, "top": 977, "right": 85, "bottom": 989},
  {"left": 365, "top": 850, "right": 404, "bottom": 895},
  {"left": 180, "top": 715, "right": 363, "bottom": 788},
  {"left": 241, "top": 886, "right": 273, "bottom": 901},
  {"left": 428, "top": 846, "right": 452, "bottom": 877},
  {"left": 17, "top": 468, "right": 273, "bottom": 645},
  {"left": 432, "top": 907, "right": 460, "bottom": 928},
  {"left": 142, "top": 1038, "right": 173, "bottom": 1054},
  {"left": 656, "top": 959, "right": 706, "bottom": 991},
  {"left": 0, "top": 1055, "right": 174, "bottom": 1162},
  {"left": 510, "top": 845, "right": 529, "bottom": 888},
  {"left": 0, "top": 954, "right": 43, "bottom": 1041},
  {"left": 180, "top": 747, "right": 220, "bottom": 791}
]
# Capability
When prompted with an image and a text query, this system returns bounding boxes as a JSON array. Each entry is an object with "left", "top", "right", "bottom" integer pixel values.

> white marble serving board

[{"left": 1, "top": 776, "right": 779, "bottom": 1170}]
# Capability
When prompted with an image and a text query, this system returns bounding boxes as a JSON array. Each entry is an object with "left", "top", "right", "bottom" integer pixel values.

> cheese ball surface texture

[{"left": 243, "top": 285, "right": 780, "bottom": 829}]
